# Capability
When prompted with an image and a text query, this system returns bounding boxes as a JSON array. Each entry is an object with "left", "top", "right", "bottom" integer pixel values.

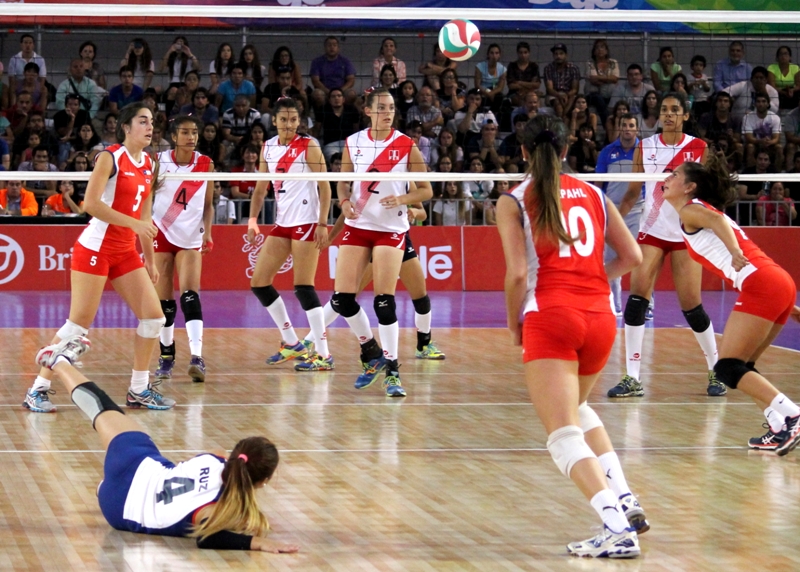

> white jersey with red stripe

[
  {"left": 638, "top": 134, "right": 707, "bottom": 242},
  {"left": 152, "top": 150, "right": 212, "bottom": 249},
  {"left": 510, "top": 174, "right": 611, "bottom": 314},
  {"left": 263, "top": 134, "right": 319, "bottom": 227},
  {"left": 682, "top": 198, "right": 776, "bottom": 290},
  {"left": 78, "top": 144, "right": 153, "bottom": 254},
  {"left": 344, "top": 128, "right": 414, "bottom": 233}
]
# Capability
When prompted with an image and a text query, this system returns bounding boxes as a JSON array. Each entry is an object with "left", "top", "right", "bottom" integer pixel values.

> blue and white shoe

[
  {"left": 776, "top": 414, "right": 800, "bottom": 456},
  {"left": 23, "top": 388, "right": 57, "bottom": 413},
  {"left": 126, "top": 381, "right": 176, "bottom": 410},
  {"left": 35, "top": 335, "right": 92, "bottom": 370},
  {"left": 266, "top": 341, "right": 307, "bottom": 365},
  {"left": 619, "top": 493, "right": 649, "bottom": 534},
  {"left": 355, "top": 356, "right": 387, "bottom": 390},
  {"left": 566, "top": 525, "right": 640, "bottom": 558}
]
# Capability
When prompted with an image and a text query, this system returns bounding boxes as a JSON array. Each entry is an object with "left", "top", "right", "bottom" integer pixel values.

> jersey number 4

[
  {"left": 175, "top": 187, "right": 189, "bottom": 210},
  {"left": 156, "top": 477, "right": 195, "bottom": 505},
  {"left": 558, "top": 206, "right": 595, "bottom": 258}
]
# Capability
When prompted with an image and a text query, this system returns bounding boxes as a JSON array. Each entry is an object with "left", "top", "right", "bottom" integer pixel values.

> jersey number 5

[
  {"left": 156, "top": 477, "right": 195, "bottom": 505},
  {"left": 558, "top": 206, "right": 595, "bottom": 258},
  {"left": 132, "top": 184, "right": 145, "bottom": 212}
]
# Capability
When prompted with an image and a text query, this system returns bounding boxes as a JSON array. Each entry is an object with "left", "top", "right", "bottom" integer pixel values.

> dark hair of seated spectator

[
  {"left": 214, "top": 42, "right": 235, "bottom": 80},
  {"left": 238, "top": 44, "right": 264, "bottom": 89},
  {"left": 70, "top": 122, "right": 100, "bottom": 155},
  {"left": 627, "top": 63, "right": 644, "bottom": 75},
  {"left": 126, "top": 38, "right": 153, "bottom": 78},
  {"left": 397, "top": 80, "right": 418, "bottom": 120},
  {"left": 378, "top": 64, "right": 398, "bottom": 89},
  {"left": 328, "top": 152, "right": 342, "bottom": 170},
  {"left": 270, "top": 46, "right": 297, "bottom": 76},
  {"left": 198, "top": 122, "right": 225, "bottom": 165}
]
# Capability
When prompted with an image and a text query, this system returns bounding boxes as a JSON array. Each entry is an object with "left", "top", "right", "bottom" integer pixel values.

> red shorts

[
  {"left": 153, "top": 227, "right": 200, "bottom": 255},
  {"left": 736, "top": 265, "right": 797, "bottom": 325},
  {"left": 523, "top": 306, "right": 617, "bottom": 375},
  {"left": 637, "top": 233, "right": 687, "bottom": 252},
  {"left": 340, "top": 226, "right": 406, "bottom": 250},
  {"left": 71, "top": 242, "right": 143, "bottom": 280},
  {"left": 270, "top": 223, "right": 317, "bottom": 242}
]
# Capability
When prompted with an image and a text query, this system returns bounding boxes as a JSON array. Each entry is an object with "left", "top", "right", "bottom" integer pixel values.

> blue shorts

[{"left": 98, "top": 431, "right": 174, "bottom": 532}]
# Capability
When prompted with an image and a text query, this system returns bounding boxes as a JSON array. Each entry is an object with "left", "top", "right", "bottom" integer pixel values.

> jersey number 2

[
  {"left": 156, "top": 477, "right": 195, "bottom": 505},
  {"left": 558, "top": 206, "right": 595, "bottom": 258}
]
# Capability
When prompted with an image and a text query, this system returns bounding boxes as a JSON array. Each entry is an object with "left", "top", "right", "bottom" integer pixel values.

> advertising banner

[{"left": 0, "top": 225, "right": 796, "bottom": 292}]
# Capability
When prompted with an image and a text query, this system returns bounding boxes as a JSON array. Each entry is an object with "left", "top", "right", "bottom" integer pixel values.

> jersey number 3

[
  {"left": 558, "top": 206, "right": 595, "bottom": 258},
  {"left": 156, "top": 477, "right": 195, "bottom": 505}
]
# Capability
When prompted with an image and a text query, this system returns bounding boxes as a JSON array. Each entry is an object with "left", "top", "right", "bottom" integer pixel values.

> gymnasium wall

[{"left": 0, "top": 225, "right": 797, "bottom": 292}]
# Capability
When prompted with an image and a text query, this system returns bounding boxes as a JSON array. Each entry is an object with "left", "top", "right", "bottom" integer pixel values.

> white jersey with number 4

[
  {"left": 344, "top": 128, "right": 414, "bottom": 234},
  {"left": 638, "top": 134, "right": 707, "bottom": 242},
  {"left": 152, "top": 150, "right": 212, "bottom": 249},
  {"left": 262, "top": 133, "right": 320, "bottom": 227}
]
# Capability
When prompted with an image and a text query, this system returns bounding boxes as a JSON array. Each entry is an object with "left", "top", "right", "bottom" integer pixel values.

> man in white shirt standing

[{"left": 742, "top": 91, "right": 783, "bottom": 169}]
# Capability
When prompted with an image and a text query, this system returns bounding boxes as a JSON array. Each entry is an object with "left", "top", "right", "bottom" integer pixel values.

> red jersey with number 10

[
  {"left": 78, "top": 144, "right": 153, "bottom": 254},
  {"left": 511, "top": 173, "right": 611, "bottom": 314}
]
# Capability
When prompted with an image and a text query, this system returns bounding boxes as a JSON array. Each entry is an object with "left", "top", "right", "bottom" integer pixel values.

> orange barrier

[{"left": 0, "top": 225, "right": 797, "bottom": 291}]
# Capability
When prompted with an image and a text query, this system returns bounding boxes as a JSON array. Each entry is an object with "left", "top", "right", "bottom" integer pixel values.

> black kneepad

[
  {"left": 682, "top": 304, "right": 711, "bottom": 333},
  {"left": 294, "top": 285, "right": 321, "bottom": 311},
  {"left": 252, "top": 285, "right": 280, "bottom": 307},
  {"left": 331, "top": 292, "right": 360, "bottom": 318},
  {"left": 714, "top": 358, "right": 750, "bottom": 389},
  {"left": 180, "top": 290, "right": 203, "bottom": 322},
  {"left": 624, "top": 295, "right": 649, "bottom": 326},
  {"left": 412, "top": 295, "right": 431, "bottom": 315},
  {"left": 374, "top": 294, "right": 397, "bottom": 326},
  {"left": 160, "top": 299, "right": 177, "bottom": 327},
  {"left": 746, "top": 361, "right": 760, "bottom": 374}
]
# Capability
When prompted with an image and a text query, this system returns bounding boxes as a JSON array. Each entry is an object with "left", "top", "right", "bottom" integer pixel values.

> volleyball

[{"left": 438, "top": 19, "right": 481, "bottom": 62}]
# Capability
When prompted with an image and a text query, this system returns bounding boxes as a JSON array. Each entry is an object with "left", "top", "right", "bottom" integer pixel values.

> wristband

[
  {"left": 247, "top": 217, "right": 261, "bottom": 235},
  {"left": 341, "top": 199, "right": 351, "bottom": 207}
]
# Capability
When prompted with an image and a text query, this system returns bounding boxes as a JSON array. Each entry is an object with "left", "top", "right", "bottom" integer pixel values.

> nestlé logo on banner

[{"left": 327, "top": 244, "right": 452, "bottom": 280}]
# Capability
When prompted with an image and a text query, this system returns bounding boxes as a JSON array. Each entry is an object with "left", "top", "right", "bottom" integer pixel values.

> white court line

[
  {"left": 0, "top": 445, "right": 747, "bottom": 454},
  {"left": 1, "top": 371, "right": 797, "bottom": 378},
  {"left": 0, "top": 402, "right": 758, "bottom": 408}
]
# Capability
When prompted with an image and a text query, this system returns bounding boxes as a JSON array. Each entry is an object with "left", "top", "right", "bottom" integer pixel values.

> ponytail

[
  {"left": 520, "top": 115, "right": 574, "bottom": 245},
  {"left": 191, "top": 436, "right": 279, "bottom": 541},
  {"left": 682, "top": 153, "right": 737, "bottom": 210}
]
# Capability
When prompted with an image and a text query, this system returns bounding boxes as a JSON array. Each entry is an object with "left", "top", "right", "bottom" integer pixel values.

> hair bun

[{"left": 532, "top": 129, "right": 558, "bottom": 148}]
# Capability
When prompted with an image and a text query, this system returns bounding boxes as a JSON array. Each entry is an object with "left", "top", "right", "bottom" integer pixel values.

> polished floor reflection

[{"left": 1, "top": 325, "right": 799, "bottom": 570}]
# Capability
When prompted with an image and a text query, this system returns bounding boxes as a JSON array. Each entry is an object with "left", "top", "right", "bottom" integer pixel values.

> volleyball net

[{"left": 1, "top": 4, "right": 799, "bottom": 226}]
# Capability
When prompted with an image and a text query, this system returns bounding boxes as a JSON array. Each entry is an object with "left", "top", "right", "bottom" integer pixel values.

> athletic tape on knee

[
  {"left": 713, "top": 358, "right": 749, "bottom": 390},
  {"left": 294, "top": 285, "right": 321, "bottom": 312},
  {"left": 682, "top": 304, "right": 711, "bottom": 333},
  {"left": 137, "top": 317, "right": 166, "bottom": 339},
  {"left": 546, "top": 425, "right": 596, "bottom": 478},
  {"left": 180, "top": 290, "right": 203, "bottom": 322},
  {"left": 578, "top": 402, "right": 604, "bottom": 433},
  {"left": 251, "top": 285, "right": 280, "bottom": 308},
  {"left": 374, "top": 294, "right": 397, "bottom": 326},
  {"left": 57, "top": 320, "right": 88, "bottom": 340},
  {"left": 331, "top": 292, "right": 360, "bottom": 318},
  {"left": 623, "top": 295, "right": 649, "bottom": 326},
  {"left": 160, "top": 299, "right": 178, "bottom": 328},
  {"left": 412, "top": 295, "right": 431, "bottom": 316},
  {"left": 71, "top": 381, "right": 124, "bottom": 429}
]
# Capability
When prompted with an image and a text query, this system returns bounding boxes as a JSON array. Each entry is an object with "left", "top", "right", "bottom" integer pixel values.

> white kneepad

[
  {"left": 578, "top": 402, "right": 604, "bottom": 433},
  {"left": 546, "top": 425, "right": 596, "bottom": 478},
  {"left": 56, "top": 320, "right": 89, "bottom": 340},
  {"left": 137, "top": 317, "right": 166, "bottom": 339}
]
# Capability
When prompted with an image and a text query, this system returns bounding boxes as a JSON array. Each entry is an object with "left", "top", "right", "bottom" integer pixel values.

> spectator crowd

[{"left": 0, "top": 33, "right": 796, "bottom": 227}]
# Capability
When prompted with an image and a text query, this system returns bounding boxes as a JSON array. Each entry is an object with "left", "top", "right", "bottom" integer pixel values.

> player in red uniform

[
  {"left": 34, "top": 335, "right": 299, "bottom": 553},
  {"left": 246, "top": 98, "right": 333, "bottom": 370},
  {"left": 24, "top": 103, "right": 173, "bottom": 413},
  {"left": 332, "top": 88, "right": 433, "bottom": 397},
  {"left": 497, "top": 115, "right": 645, "bottom": 558},
  {"left": 663, "top": 157, "right": 800, "bottom": 455},
  {"left": 152, "top": 115, "right": 215, "bottom": 383},
  {"left": 611, "top": 92, "right": 724, "bottom": 398}
]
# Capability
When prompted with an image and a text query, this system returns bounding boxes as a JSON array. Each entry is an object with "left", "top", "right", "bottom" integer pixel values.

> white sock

[
  {"left": 344, "top": 308, "right": 373, "bottom": 343},
  {"left": 765, "top": 407, "right": 786, "bottom": 433},
  {"left": 305, "top": 301, "right": 339, "bottom": 344},
  {"left": 598, "top": 452, "right": 632, "bottom": 498},
  {"left": 692, "top": 323, "right": 718, "bottom": 370},
  {"left": 186, "top": 320, "right": 203, "bottom": 356},
  {"left": 32, "top": 375, "right": 51, "bottom": 392},
  {"left": 266, "top": 296, "right": 299, "bottom": 345},
  {"left": 306, "top": 307, "right": 329, "bottom": 357},
  {"left": 590, "top": 489, "right": 630, "bottom": 534},
  {"left": 130, "top": 370, "right": 150, "bottom": 394},
  {"left": 624, "top": 324, "right": 645, "bottom": 380},
  {"left": 379, "top": 322, "right": 400, "bottom": 362},
  {"left": 415, "top": 311, "right": 432, "bottom": 335},
  {"left": 770, "top": 393, "right": 800, "bottom": 419},
  {"left": 160, "top": 324, "right": 174, "bottom": 347}
]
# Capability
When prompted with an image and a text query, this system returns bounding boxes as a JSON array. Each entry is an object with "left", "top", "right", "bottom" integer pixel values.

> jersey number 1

[
  {"left": 558, "top": 206, "right": 595, "bottom": 258},
  {"left": 156, "top": 477, "right": 195, "bottom": 505}
]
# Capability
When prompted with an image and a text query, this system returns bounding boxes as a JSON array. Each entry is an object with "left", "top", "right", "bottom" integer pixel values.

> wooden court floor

[{"left": 1, "top": 327, "right": 799, "bottom": 571}]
